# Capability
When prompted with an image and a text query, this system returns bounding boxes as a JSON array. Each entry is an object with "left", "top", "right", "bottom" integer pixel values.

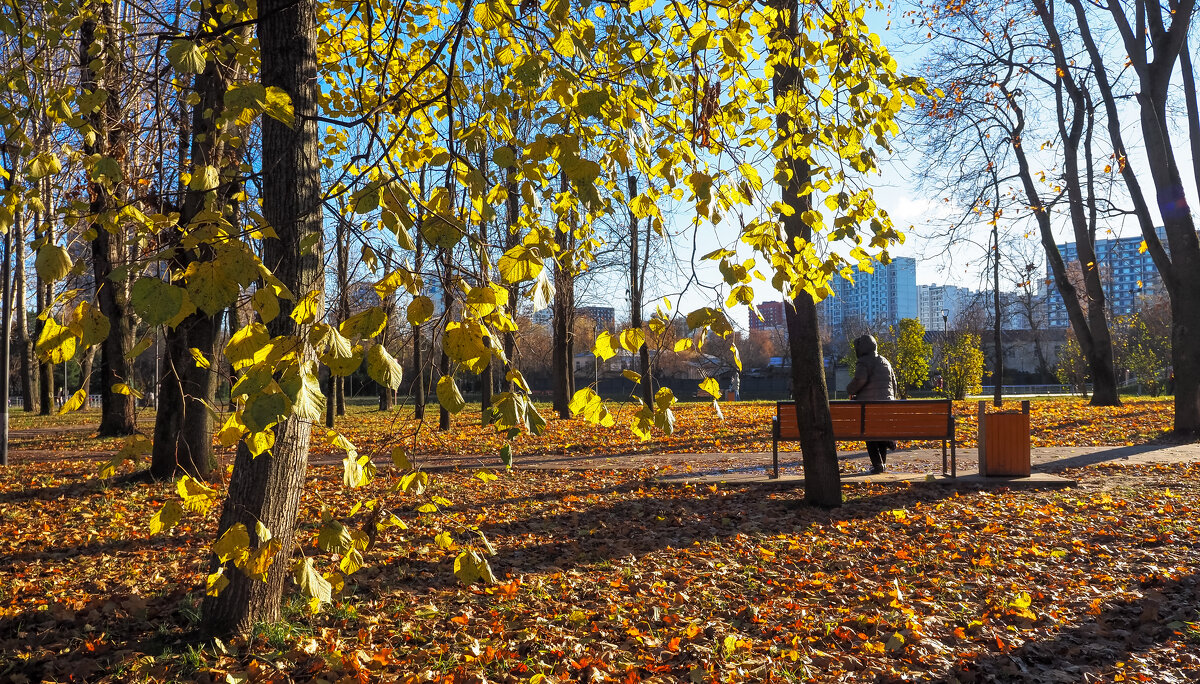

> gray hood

[{"left": 854, "top": 334, "right": 878, "bottom": 358}]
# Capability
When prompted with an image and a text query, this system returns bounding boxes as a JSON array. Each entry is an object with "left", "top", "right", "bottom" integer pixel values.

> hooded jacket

[{"left": 845, "top": 335, "right": 899, "bottom": 401}]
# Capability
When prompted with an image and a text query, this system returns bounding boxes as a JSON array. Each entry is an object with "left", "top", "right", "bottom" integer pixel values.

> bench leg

[
  {"left": 951, "top": 440, "right": 957, "bottom": 479},
  {"left": 942, "top": 440, "right": 947, "bottom": 477}
]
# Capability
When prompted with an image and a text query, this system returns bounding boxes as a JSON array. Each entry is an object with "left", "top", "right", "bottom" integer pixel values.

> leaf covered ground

[
  {"left": 1, "top": 449, "right": 1197, "bottom": 683},
  {"left": 8, "top": 397, "right": 1176, "bottom": 465}
]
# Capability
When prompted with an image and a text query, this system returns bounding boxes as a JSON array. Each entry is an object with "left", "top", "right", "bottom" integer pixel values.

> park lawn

[
  {"left": 0, "top": 455, "right": 1197, "bottom": 682},
  {"left": 5, "top": 396, "right": 1176, "bottom": 465}
]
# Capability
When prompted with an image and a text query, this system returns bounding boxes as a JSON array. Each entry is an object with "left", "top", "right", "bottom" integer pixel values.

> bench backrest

[{"left": 776, "top": 400, "right": 954, "bottom": 440}]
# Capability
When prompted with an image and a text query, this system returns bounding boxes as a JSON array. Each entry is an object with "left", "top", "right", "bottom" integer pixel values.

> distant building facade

[
  {"left": 819, "top": 257, "right": 918, "bottom": 329},
  {"left": 575, "top": 306, "right": 616, "bottom": 330},
  {"left": 750, "top": 300, "right": 786, "bottom": 331},
  {"left": 917, "top": 284, "right": 973, "bottom": 331},
  {"left": 537, "top": 305, "right": 617, "bottom": 330},
  {"left": 1046, "top": 228, "right": 1166, "bottom": 327}
]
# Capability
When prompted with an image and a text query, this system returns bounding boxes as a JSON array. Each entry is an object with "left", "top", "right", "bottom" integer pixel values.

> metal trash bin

[{"left": 978, "top": 400, "right": 1031, "bottom": 477}]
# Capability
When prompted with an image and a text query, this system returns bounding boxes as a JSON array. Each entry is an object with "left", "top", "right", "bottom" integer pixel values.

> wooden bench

[{"left": 771, "top": 399, "right": 958, "bottom": 478}]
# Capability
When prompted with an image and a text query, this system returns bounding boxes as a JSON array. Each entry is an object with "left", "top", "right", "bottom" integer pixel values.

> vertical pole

[{"left": 1, "top": 224, "right": 11, "bottom": 465}]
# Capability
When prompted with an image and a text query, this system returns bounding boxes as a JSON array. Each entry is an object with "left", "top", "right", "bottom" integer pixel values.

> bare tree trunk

[
  {"left": 81, "top": 5, "right": 137, "bottom": 436},
  {"left": 37, "top": 274, "right": 52, "bottom": 416},
  {"left": 202, "top": 0, "right": 323, "bottom": 637},
  {"left": 13, "top": 209, "right": 33, "bottom": 413},
  {"left": 1031, "top": 3, "right": 1120, "bottom": 405},
  {"left": 323, "top": 364, "right": 335, "bottom": 428},
  {"left": 502, "top": 156, "right": 518, "bottom": 389},
  {"left": 1, "top": 206, "right": 11, "bottom": 466},
  {"left": 627, "top": 176, "right": 653, "bottom": 409},
  {"left": 438, "top": 246, "right": 452, "bottom": 431},
  {"left": 774, "top": 0, "right": 840, "bottom": 507},
  {"left": 438, "top": 347, "right": 451, "bottom": 430},
  {"left": 1005, "top": 89, "right": 1115, "bottom": 404},
  {"left": 552, "top": 174, "right": 571, "bottom": 418},
  {"left": 1068, "top": 0, "right": 1200, "bottom": 431},
  {"left": 335, "top": 218, "right": 349, "bottom": 417},
  {"left": 478, "top": 152, "right": 493, "bottom": 419},
  {"left": 992, "top": 223, "right": 1003, "bottom": 407},
  {"left": 78, "top": 346, "right": 95, "bottom": 409},
  {"left": 377, "top": 291, "right": 395, "bottom": 411},
  {"left": 151, "top": 5, "right": 247, "bottom": 479}
]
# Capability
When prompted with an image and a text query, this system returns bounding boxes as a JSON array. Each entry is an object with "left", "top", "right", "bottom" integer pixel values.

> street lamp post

[{"left": 940, "top": 309, "right": 949, "bottom": 397}]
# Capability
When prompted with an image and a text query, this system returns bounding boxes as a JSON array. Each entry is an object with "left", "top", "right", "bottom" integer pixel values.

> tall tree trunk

[
  {"left": 992, "top": 223, "right": 1003, "bottom": 407},
  {"left": 1069, "top": 0, "right": 1200, "bottom": 432},
  {"left": 502, "top": 155, "right": 518, "bottom": 389},
  {"left": 377, "top": 295, "right": 394, "bottom": 411},
  {"left": 81, "top": 5, "right": 137, "bottom": 437},
  {"left": 335, "top": 218, "right": 349, "bottom": 416},
  {"left": 566, "top": 223, "right": 576, "bottom": 400},
  {"left": 13, "top": 208, "right": 33, "bottom": 413},
  {"left": 774, "top": 0, "right": 840, "bottom": 507},
  {"left": 438, "top": 247, "right": 452, "bottom": 431},
  {"left": 1, "top": 206, "right": 12, "bottom": 466},
  {"left": 202, "top": 0, "right": 323, "bottom": 636},
  {"left": 37, "top": 272, "right": 52, "bottom": 416},
  {"left": 323, "top": 364, "right": 335, "bottom": 427},
  {"left": 627, "top": 176, "right": 653, "bottom": 409},
  {"left": 151, "top": 5, "right": 247, "bottom": 479},
  {"left": 1032, "top": 2, "right": 1120, "bottom": 405},
  {"left": 438, "top": 347, "right": 451, "bottom": 430},
  {"left": 78, "top": 346, "right": 95, "bottom": 409},
  {"left": 1004, "top": 89, "right": 1112, "bottom": 404},
  {"left": 552, "top": 174, "right": 571, "bottom": 418},
  {"left": 478, "top": 151, "right": 493, "bottom": 419},
  {"left": 413, "top": 192, "right": 426, "bottom": 420}
]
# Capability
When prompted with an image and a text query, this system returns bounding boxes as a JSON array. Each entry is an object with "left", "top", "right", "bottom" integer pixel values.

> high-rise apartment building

[
  {"left": 917, "top": 284, "right": 973, "bottom": 331},
  {"left": 1045, "top": 228, "right": 1166, "bottom": 327},
  {"left": 750, "top": 300, "right": 787, "bottom": 331},
  {"left": 819, "top": 257, "right": 918, "bottom": 328}
]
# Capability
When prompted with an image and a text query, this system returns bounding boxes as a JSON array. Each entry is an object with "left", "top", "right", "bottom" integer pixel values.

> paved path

[{"left": 481, "top": 440, "right": 1200, "bottom": 476}]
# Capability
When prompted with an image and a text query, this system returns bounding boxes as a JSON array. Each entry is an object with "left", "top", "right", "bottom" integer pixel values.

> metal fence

[{"left": 978, "top": 384, "right": 1084, "bottom": 396}]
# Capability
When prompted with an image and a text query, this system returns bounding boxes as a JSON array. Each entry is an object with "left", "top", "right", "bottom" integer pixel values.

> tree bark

[
  {"left": 80, "top": 5, "right": 137, "bottom": 437},
  {"left": 202, "top": 0, "right": 323, "bottom": 637},
  {"left": 1031, "top": 1, "right": 1120, "bottom": 405},
  {"left": 78, "top": 345, "right": 95, "bottom": 409},
  {"left": 151, "top": 5, "right": 247, "bottom": 479},
  {"left": 774, "top": 0, "right": 840, "bottom": 507},
  {"left": 412, "top": 200, "right": 426, "bottom": 420},
  {"left": 1069, "top": 0, "right": 1200, "bottom": 431},
  {"left": 502, "top": 156, "right": 518, "bottom": 389},
  {"left": 438, "top": 348, "right": 451, "bottom": 430},
  {"left": 376, "top": 315, "right": 394, "bottom": 411},
  {"left": 1, "top": 206, "right": 11, "bottom": 466},
  {"left": 627, "top": 175, "right": 653, "bottom": 409},
  {"left": 479, "top": 152, "right": 494, "bottom": 419},
  {"left": 439, "top": 246, "right": 452, "bottom": 431},
  {"left": 552, "top": 174, "right": 572, "bottom": 418},
  {"left": 13, "top": 208, "right": 33, "bottom": 413},
  {"left": 335, "top": 218, "right": 349, "bottom": 417},
  {"left": 37, "top": 272, "right": 53, "bottom": 416}
]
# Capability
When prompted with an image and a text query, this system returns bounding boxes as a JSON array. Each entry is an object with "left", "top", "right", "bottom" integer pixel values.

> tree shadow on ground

[
  {"left": 1035, "top": 441, "right": 1199, "bottom": 472},
  {"left": 368, "top": 478, "right": 964, "bottom": 593},
  {"left": 941, "top": 572, "right": 1200, "bottom": 683}
]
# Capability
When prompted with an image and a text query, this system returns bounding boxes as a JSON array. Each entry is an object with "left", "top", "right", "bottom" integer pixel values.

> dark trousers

[{"left": 866, "top": 441, "right": 890, "bottom": 468}]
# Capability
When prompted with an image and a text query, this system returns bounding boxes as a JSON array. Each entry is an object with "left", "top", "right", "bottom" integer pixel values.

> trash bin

[{"left": 978, "top": 400, "right": 1031, "bottom": 477}]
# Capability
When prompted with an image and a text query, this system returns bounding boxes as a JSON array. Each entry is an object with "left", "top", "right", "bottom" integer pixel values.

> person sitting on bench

[{"left": 846, "top": 334, "right": 899, "bottom": 474}]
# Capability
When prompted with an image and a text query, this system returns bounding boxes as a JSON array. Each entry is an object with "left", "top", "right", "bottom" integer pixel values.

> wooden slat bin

[{"left": 978, "top": 400, "right": 1031, "bottom": 477}]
